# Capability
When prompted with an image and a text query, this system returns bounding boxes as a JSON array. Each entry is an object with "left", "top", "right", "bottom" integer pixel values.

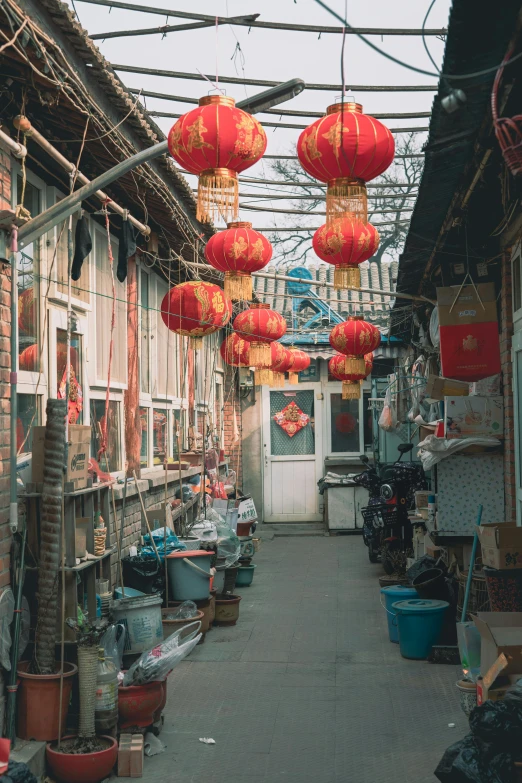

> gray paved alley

[{"left": 144, "top": 535, "right": 464, "bottom": 783}]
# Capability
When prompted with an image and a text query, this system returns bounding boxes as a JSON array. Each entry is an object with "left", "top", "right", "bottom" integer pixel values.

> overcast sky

[{"left": 68, "top": 0, "right": 451, "bottom": 256}]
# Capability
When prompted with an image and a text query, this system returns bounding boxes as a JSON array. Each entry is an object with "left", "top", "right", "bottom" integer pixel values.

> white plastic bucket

[{"left": 112, "top": 594, "right": 163, "bottom": 653}]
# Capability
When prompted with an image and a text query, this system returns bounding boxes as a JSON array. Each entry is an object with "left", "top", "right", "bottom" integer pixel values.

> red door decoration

[
  {"left": 233, "top": 303, "right": 287, "bottom": 382},
  {"left": 286, "top": 348, "right": 311, "bottom": 384},
  {"left": 329, "top": 316, "right": 380, "bottom": 375},
  {"left": 168, "top": 95, "right": 267, "bottom": 223},
  {"left": 273, "top": 400, "right": 310, "bottom": 438},
  {"left": 160, "top": 280, "right": 232, "bottom": 349},
  {"left": 329, "top": 352, "right": 373, "bottom": 399},
  {"left": 270, "top": 342, "right": 293, "bottom": 388},
  {"left": 205, "top": 222, "right": 272, "bottom": 301},
  {"left": 297, "top": 102, "right": 394, "bottom": 223},
  {"left": 313, "top": 218, "right": 379, "bottom": 290},
  {"left": 220, "top": 332, "right": 250, "bottom": 367}
]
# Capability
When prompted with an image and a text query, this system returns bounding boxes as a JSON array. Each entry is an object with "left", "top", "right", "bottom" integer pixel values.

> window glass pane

[
  {"left": 17, "top": 393, "right": 39, "bottom": 453},
  {"left": 514, "top": 252, "right": 521, "bottom": 313},
  {"left": 95, "top": 233, "right": 126, "bottom": 383},
  {"left": 330, "top": 394, "right": 360, "bottom": 453},
  {"left": 56, "top": 209, "right": 89, "bottom": 302},
  {"left": 270, "top": 390, "right": 315, "bottom": 456},
  {"left": 56, "top": 328, "right": 83, "bottom": 423},
  {"left": 139, "top": 407, "right": 149, "bottom": 467},
  {"left": 17, "top": 177, "right": 40, "bottom": 372},
  {"left": 173, "top": 408, "right": 184, "bottom": 453},
  {"left": 140, "top": 271, "right": 150, "bottom": 393},
  {"left": 90, "top": 399, "right": 121, "bottom": 472},
  {"left": 153, "top": 408, "right": 168, "bottom": 464},
  {"left": 156, "top": 279, "right": 177, "bottom": 397},
  {"left": 363, "top": 391, "right": 372, "bottom": 450}
]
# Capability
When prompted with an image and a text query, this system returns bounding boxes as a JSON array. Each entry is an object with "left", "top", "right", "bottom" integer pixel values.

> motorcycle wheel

[{"left": 368, "top": 547, "right": 379, "bottom": 564}]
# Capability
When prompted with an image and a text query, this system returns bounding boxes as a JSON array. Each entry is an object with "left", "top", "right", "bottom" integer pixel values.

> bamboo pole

[{"left": 133, "top": 471, "right": 161, "bottom": 563}]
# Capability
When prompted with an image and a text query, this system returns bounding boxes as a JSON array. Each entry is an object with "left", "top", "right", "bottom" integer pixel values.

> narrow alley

[{"left": 146, "top": 535, "right": 463, "bottom": 783}]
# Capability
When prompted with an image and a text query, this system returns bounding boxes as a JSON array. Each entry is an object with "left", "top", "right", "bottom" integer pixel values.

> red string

[{"left": 97, "top": 203, "right": 116, "bottom": 464}]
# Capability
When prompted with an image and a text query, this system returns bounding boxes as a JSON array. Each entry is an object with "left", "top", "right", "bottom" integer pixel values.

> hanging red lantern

[
  {"left": 220, "top": 333, "right": 250, "bottom": 367},
  {"left": 329, "top": 316, "right": 380, "bottom": 375},
  {"left": 287, "top": 348, "right": 311, "bottom": 384},
  {"left": 205, "top": 222, "right": 272, "bottom": 301},
  {"left": 297, "top": 102, "right": 394, "bottom": 223},
  {"left": 329, "top": 352, "right": 373, "bottom": 399},
  {"left": 313, "top": 217, "right": 379, "bottom": 290},
  {"left": 270, "top": 342, "right": 293, "bottom": 388},
  {"left": 168, "top": 95, "right": 267, "bottom": 223},
  {"left": 233, "top": 304, "right": 287, "bottom": 378},
  {"left": 160, "top": 280, "right": 232, "bottom": 349}
]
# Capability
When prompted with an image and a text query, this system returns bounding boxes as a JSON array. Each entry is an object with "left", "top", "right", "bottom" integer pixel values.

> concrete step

[{"left": 263, "top": 523, "right": 325, "bottom": 537}]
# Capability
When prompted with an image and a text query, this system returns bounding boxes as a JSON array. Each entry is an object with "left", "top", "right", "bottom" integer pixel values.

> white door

[
  {"left": 513, "top": 330, "right": 522, "bottom": 526},
  {"left": 262, "top": 385, "right": 323, "bottom": 522}
]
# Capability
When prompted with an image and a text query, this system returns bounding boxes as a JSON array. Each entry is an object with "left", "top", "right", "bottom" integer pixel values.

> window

[
  {"left": 95, "top": 229, "right": 126, "bottom": 384},
  {"left": 90, "top": 399, "right": 121, "bottom": 472},
  {"left": 17, "top": 393, "right": 39, "bottom": 453},
  {"left": 270, "top": 390, "right": 315, "bottom": 456},
  {"left": 153, "top": 408, "right": 168, "bottom": 464},
  {"left": 56, "top": 327, "right": 84, "bottom": 423},
  {"left": 155, "top": 279, "right": 177, "bottom": 397},
  {"left": 513, "top": 243, "right": 522, "bottom": 325},
  {"left": 139, "top": 406, "right": 149, "bottom": 467},
  {"left": 55, "top": 208, "right": 90, "bottom": 304},
  {"left": 140, "top": 270, "right": 151, "bottom": 394},
  {"left": 17, "top": 177, "right": 40, "bottom": 372},
  {"left": 330, "top": 394, "right": 360, "bottom": 453}
]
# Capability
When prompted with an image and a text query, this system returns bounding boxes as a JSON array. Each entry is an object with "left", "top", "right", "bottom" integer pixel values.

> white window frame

[
  {"left": 48, "top": 307, "right": 90, "bottom": 425},
  {"left": 89, "top": 389, "right": 126, "bottom": 478}
]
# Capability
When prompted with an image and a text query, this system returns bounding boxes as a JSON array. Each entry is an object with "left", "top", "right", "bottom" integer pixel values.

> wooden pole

[{"left": 133, "top": 470, "right": 161, "bottom": 563}]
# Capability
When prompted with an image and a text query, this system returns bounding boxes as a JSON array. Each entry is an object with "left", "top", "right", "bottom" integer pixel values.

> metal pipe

[
  {"left": 9, "top": 233, "right": 18, "bottom": 534},
  {"left": 0, "top": 129, "right": 26, "bottom": 159},
  {"left": 14, "top": 117, "right": 150, "bottom": 237}
]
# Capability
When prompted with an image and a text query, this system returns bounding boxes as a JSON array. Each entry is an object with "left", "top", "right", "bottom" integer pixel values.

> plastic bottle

[{"left": 95, "top": 647, "right": 118, "bottom": 734}]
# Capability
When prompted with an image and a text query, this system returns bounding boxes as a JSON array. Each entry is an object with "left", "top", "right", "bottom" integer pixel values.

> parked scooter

[{"left": 355, "top": 444, "right": 427, "bottom": 573}]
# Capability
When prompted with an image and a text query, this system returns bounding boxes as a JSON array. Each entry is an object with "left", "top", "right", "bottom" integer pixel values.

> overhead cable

[{"left": 239, "top": 204, "right": 414, "bottom": 216}]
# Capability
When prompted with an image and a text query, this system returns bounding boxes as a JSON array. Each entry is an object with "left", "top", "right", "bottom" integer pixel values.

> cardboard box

[
  {"left": 75, "top": 517, "right": 90, "bottom": 558},
  {"left": 469, "top": 374, "right": 501, "bottom": 396},
  {"left": 472, "top": 612, "right": 522, "bottom": 675},
  {"left": 478, "top": 522, "right": 522, "bottom": 570},
  {"left": 32, "top": 425, "right": 90, "bottom": 489},
  {"left": 146, "top": 503, "right": 173, "bottom": 531},
  {"left": 444, "top": 395, "right": 503, "bottom": 439},
  {"left": 425, "top": 374, "right": 469, "bottom": 401}
]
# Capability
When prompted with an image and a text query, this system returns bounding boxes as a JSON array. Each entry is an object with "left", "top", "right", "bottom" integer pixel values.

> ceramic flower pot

[{"left": 46, "top": 736, "right": 117, "bottom": 783}]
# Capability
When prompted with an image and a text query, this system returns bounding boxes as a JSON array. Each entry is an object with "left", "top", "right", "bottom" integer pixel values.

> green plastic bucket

[{"left": 392, "top": 599, "right": 449, "bottom": 660}]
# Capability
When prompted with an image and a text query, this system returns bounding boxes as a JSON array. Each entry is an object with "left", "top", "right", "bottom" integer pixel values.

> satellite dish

[{"left": 286, "top": 267, "right": 313, "bottom": 296}]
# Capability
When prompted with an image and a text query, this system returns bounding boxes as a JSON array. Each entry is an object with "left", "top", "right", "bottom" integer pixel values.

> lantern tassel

[
  {"left": 288, "top": 372, "right": 299, "bottom": 384},
  {"left": 326, "top": 178, "right": 367, "bottom": 225},
  {"left": 190, "top": 336, "right": 203, "bottom": 350},
  {"left": 342, "top": 381, "right": 361, "bottom": 400},
  {"left": 254, "top": 368, "right": 273, "bottom": 386},
  {"left": 344, "top": 356, "right": 365, "bottom": 374},
  {"left": 197, "top": 168, "right": 238, "bottom": 224},
  {"left": 249, "top": 342, "right": 271, "bottom": 367},
  {"left": 272, "top": 372, "right": 285, "bottom": 388},
  {"left": 224, "top": 272, "right": 253, "bottom": 302},
  {"left": 334, "top": 266, "right": 361, "bottom": 290}
]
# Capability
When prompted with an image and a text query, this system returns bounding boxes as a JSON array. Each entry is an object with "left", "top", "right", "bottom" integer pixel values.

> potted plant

[{"left": 46, "top": 617, "right": 118, "bottom": 783}]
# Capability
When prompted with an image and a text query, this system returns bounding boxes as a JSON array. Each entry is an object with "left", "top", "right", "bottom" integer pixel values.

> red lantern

[
  {"left": 313, "top": 218, "right": 379, "bottom": 290},
  {"left": 329, "top": 352, "right": 373, "bottom": 399},
  {"left": 270, "top": 342, "right": 293, "bottom": 388},
  {"left": 233, "top": 303, "right": 287, "bottom": 371},
  {"left": 297, "top": 102, "right": 394, "bottom": 223},
  {"left": 160, "top": 280, "right": 232, "bottom": 349},
  {"left": 168, "top": 95, "right": 267, "bottom": 223},
  {"left": 205, "top": 222, "right": 272, "bottom": 301},
  {"left": 286, "top": 348, "right": 311, "bottom": 384},
  {"left": 329, "top": 316, "right": 380, "bottom": 375},
  {"left": 19, "top": 344, "right": 38, "bottom": 372},
  {"left": 220, "top": 333, "right": 250, "bottom": 367}
]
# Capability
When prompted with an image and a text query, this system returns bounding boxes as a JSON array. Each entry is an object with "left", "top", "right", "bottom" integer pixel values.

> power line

[
  {"left": 112, "top": 64, "right": 438, "bottom": 92},
  {"left": 90, "top": 12, "right": 259, "bottom": 40},
  {"left": 76, "top": 0, "right": 447, "bottom": 35},
  {"left": 262, "top": 154, "right": 424, "bottom": 160},
  {"left": 214, "top": 192, "right": 418, "bottom": 201},
  {"left": 239, "top": 204, "right": 414, "bottom": 216},
  {"left": 128, "top": 89, "right": 432, "bottom": 120},
  {"left": 256, "top": 221, "right": 411, "bottom": 231},
  {"left": 238, "top": 177, "right": 419, "bottom": 188}
]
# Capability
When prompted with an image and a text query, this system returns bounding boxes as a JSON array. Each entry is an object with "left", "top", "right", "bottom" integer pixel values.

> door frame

[
  {"left": 512, "top": 329, "right": 522, "bottom": 526},
  {"left": 262, "top": 382, "right": 323, "bottom": 522},
  {"left": 325, "top": 382, "right": 365, "bottom": 457}
]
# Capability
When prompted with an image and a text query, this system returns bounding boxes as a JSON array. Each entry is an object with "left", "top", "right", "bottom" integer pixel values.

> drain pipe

[{"left": 9, "top": 228, "right": 18, "bottom": 534}]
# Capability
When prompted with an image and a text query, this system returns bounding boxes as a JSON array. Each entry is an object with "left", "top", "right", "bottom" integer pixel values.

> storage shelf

[{"left": 65, "top": 546, "right": 116, "bottom": 572}]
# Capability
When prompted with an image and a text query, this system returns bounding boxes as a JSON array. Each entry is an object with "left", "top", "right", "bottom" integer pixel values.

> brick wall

[
  {"left": 500, "top": 250, "right": 515, "bottom": 522},
  {"left": 0, "top": 140, "right": 11, "bottom": 588},
  {"left": 222, "top": 366, "right": 242, "bottom": 489}
]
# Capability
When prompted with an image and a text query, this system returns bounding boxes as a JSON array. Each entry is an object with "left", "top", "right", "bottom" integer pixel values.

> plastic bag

[
  {"left": 434, "top": 735, "right": 511, "bottom": 783},
  {"left": 100, "top": 623, "right": 126, "bottom": 671},
  {"left": 0, "top": 760, "right": 38, "bottom": 783},
  {"left": 142, "top": 527, "right": 186, "bottom": 560},
  {"left": 166, "top": 600, "right": 198, "bottom": 620},
  {"left": 378, "top": 389, "right": 397, "bottom": 432},
  {"left": 122, "top": 621, "right": 201, "bottom": 686}
]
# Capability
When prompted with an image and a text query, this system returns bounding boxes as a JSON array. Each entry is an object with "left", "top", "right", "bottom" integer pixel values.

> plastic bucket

[
  {"left": 235, "top": 564, "right": 256, "bottom": 588},
  {"left": 380, "top": 585, "right": 417, "bottom": 643},
  {"left": 412, "top": 568, "right": 446, "bottom": 600},
  {"left": 167, "top": 550, "right": 212, "bottom": 601},
  {"left": 392, "top": 599, "right": 449, "bottom": 660},
  {"left": 112, "top": 594, "right": 163, "bottom": 653}
]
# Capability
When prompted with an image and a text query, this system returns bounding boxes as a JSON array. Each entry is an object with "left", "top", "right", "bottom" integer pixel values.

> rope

[{"left": 97, "top": 202, "right": 117, "bottom": 462}]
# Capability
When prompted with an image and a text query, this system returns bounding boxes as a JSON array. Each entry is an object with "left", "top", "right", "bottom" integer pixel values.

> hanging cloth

[
  {"left": 117, "top": 218, "right": 136, "bottom": 282},
  {"left": 71, "top": 213, "right": 92, "bottom": 281}
]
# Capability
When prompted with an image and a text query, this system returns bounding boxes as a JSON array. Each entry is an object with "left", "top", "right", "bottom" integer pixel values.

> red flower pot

[
  {"left": 17, "top": 661, "right": 78, "bottom": 741},
  {"left": 118, "top": 681, "right": 165, "bottom": 730},
  {"left": 46, "top": 736, "right": 117, "bottom": 783}
]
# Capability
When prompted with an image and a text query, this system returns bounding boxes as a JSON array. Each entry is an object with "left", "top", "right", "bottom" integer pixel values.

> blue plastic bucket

[
  {"left": 380, "top": 585, "right": 417, "bottom": 643},
  {"left": 166, "top": 550, "right": 212, "bottom": 601},
  {"left": 391, "top": 599, "right": 449, "bottom": 660}
]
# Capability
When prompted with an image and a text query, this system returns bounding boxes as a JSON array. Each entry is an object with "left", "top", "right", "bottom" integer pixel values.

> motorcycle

[{"left": 356, "top": 443, "right": 427, "bottom": 574}]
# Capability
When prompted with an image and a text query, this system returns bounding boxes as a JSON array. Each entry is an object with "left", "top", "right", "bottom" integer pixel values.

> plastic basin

[
  {"left": 380, "top": 585, "right": 417, "bottom": 643},
  {"left": 235, "top": 565, "right": 256, "bottom": 588},
  {"left": 392, "top": 599, "right": 449, "bottom": 660},
  {"left": 166, "top": 550, "right": 212, "bottom": 601}
]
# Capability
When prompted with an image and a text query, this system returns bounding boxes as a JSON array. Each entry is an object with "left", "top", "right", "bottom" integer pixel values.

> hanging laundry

[
  {"left": 71, "top": 213, "right": 92, "bottom": 281},
  {"left": 117, "top": 218, "right": 136, "bottom": 282}
]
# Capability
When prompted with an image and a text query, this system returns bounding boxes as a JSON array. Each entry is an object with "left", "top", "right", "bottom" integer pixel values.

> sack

[{"left": 378, "top": 389, "right": 397, "bottom": 432}]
